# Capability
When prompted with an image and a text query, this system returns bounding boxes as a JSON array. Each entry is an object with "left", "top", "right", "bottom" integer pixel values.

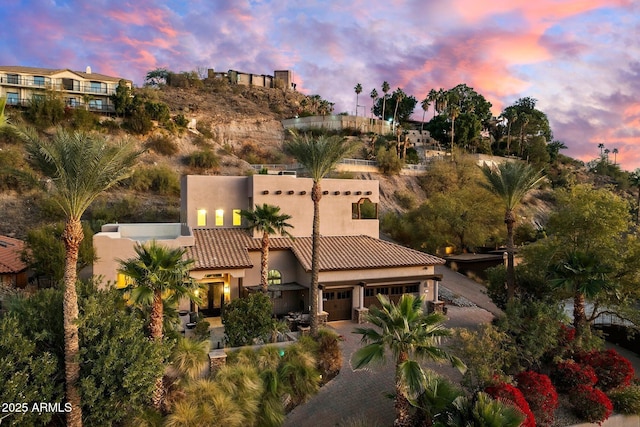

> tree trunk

[
  {"left": 310, "top": 181, "right": 322, "bottom": 336},
  {"left": 62, "top": 218, "right": 84, "bottom": 427},
  {"left": 394, "top": 352, "right": 412, "bottom": 427},
  {"left": 574, "top": 292, "right": 588, "bottom": 337},
  {"left": 150, "top": 290, "right": 165, "bottom": 410},
  {"left": 261, "top": 232, "right": 269, "bottom": 293},
  {"left": 505, "top": 211, "right": 516, "bottom": 302}
]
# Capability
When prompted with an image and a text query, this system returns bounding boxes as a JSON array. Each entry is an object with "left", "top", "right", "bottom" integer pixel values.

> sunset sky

[{"left": 1, "top": 0, "right": 638, "bottom": 169}]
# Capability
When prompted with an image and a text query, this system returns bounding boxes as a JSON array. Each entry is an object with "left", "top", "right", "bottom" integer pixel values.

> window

[
  {"left": 267, "top": 270, "right": 282, "bottom": 286},
  {"left": 6, "top": 92, "right": 18, "bottom": 105},
  {"left": 337, "top": 290, "right": 352, "bottom": 299},
  {"left": 90, "top": 81, "right": 105, "bottom": 93},
  {"left": 197, "top": 209, "right": 207, "bottom": 227},
  {"left": 233, "top": 209, "right": 242, "bottom": 226},
  {"left": 215, "top": 209, "right": 224, "bottom": 226},
  {"left": 405, "top": 284, "right": 419, "bottom": 293},
  {"left": 67, "top": 98, "right": 78, "bottom": 107},
  {"left": 33, "top": 76, "right": 45, "bottom": 86},
  {"left": 6, "top": 74, "right": 18, "bottom": 84},
  {"left": 352, "top": 198, "right": 378, "bottom": 220},
  {"left": 391, "top": 286, "right": 404, "bottom": 295},
  {"left": 89, "top": 99, "right": 103, "bottom": 110}
]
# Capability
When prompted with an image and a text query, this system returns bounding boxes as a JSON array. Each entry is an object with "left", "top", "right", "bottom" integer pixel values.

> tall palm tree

[
  {"left": 284, "top": 132, "right": 357, "bottom": 335},
  {"left": 22, "top": 128, "right": 140, "bottom": 427},
  {"left": 604, "top": 148, "right": 610, "bottom": 162},
  {"left": 503, "top": 109, "right": 518, "bottom": 155},
  {"left": 420, "top": 96, "right": 431, "bottom": 134},
  {"left": 612, "top": 148, "right": 619, "bottom": 165},
  {"left": 354, "top": 83, "right": 363, "bottom": 117},
  {"left": 392, "top": 88, "right": 404, "bottom": 132},
  {"left": 427, "top": 89, "right": 438, "bottom": 119},
  {"left": 598, "top": 143, "right": 605, "bottom": 156},
  {"left": 352, "top": 294, "right": 465, "bottom": 427},
  {"left": 370, "top": 88, "right": 378, "bottom": 119},
  {"left": 240, "top": 204, "right": 294, "bottom": 293},
  {"left": 118, "top": 241, "right": 200, "bottom": 409},
  {"left": 448, "top": 104, "right": 460, "bottom": 162},
  {"left": 381, "top": 81, "right": 390, "bottom": 121},
  {"left": 481, "top": 162, "right": 545, "bottom": 302}
]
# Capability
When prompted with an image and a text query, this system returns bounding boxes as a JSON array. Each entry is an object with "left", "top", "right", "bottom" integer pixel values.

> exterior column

[
  {"left": 433, "top": 277, "right": 440, "bottom": 302},
  {"left": 358, "top": 281, "right": 366, "bottom": 309},
  {"left": 318, "top": 286, "right": 323, "bottom": 314}
]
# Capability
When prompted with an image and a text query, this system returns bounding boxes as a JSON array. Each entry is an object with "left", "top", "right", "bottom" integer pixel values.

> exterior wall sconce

[
  {"left": 365, "top": 191, "right": 372, "bottom": 195},
  {"left": 344, "top": 191, "right": 351, "bottom": 195},
  {"left": 334, "top": 191, "right": 341, "bottom": 195},
  {"left": 275, "top": 190, "right": 282, "bottom": 194},
  {"left": 355, "top": 191, "right": 362, "bottom": 195},
  {"left": 299, "top": 190, "right": 307, "bottom": 195},
  {"left": 288, "top": 190, "right": 295, "bottom": 195},
  {"left": 262, "top": 190, "right": 269, "bottom": 195},
  {"left": 323, "top": 190, "right": 329, "bottom": 195}
]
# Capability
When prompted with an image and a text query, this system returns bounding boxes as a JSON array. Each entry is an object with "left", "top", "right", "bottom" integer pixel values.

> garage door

[
  {"left": 364, "top": 284, "right": 420, "bottom": 308},
  {"left": 324, "top": 288, "right": 352, "bottom": 321}
]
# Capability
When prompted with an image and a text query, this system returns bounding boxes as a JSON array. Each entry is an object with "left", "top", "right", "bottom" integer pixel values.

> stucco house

[
  {"left": 0, "top": 235, "right": 28, "bottom": 288},
  {"left": 0, "top": 65, "right": 131, "bottom": 113},
  {"left": 93, "top": 175, "right": 445, "bottom": 322}
]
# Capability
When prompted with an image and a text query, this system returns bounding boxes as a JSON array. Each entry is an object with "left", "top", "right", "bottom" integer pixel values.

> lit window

[
  {"left": 268, "top": 270, "right": 282, "bottom": 285},
  {"left": 233, "top": 209, "right": 242, "bottom": 226},
  {"left": 197, "top": 209, "right": 207, "bottom": 227},
  {"left": 215, "top": 209, "right": 224, "bottom": 226}
]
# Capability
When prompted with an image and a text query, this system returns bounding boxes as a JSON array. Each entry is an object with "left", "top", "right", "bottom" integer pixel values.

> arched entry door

[{"left": 200, "top": 281, "right": 224, "bottom": 317}]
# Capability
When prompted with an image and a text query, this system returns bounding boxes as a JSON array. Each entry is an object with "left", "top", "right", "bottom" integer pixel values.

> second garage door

[{"left": 324, "top": 288, "right": 352, "bottom": 321}]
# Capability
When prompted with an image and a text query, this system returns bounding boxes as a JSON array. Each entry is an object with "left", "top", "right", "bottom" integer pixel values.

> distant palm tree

[
  {"left": 118, "top": 241, "right": 200, "bottom": 409},
  {"left": 352, "top": 294, "right": 465, "bottom": 427},
  {"left": 381, "top": 81, "right": 390, "bottom": 120},
  {"left": 22, "top": 128, "right": 140, "bottom": 427},
  {"left": 502, "top": 109, "right": 518, "bottom": 155},
  {"left": 420, "top": 96, "right": 431, "bottom": 134},
  {"left": 612, "top": 148, "right": 619, "bottom": 165},
  {"left": 427, "top": 89, "right": 438, "bottom": 119},
  {"left": 392, "top": 88, "right": 404, "bottom": 132},
  {"left": 284, "top": 132, "right": 357, "bottom": 335},
  {"left": 481, "top": 162, "right": 545, "bottom": 302},
  {"left": 598, "top": 143, "right": 605, "bottom": 156},
  {"left": 370, "top": 88, "right": 378, "bottom": 119},
  {"left": 448, "top": 104, "right": 460, "bottom": 162},
  {"left": 354, "top": 83, "right": 363, "bottom": 117},
  {"left": 604, "top": 148, "right": 611, "bottom": 163},
  {"left": 240, "top": 204, "right": 293, "bottom": 293}
]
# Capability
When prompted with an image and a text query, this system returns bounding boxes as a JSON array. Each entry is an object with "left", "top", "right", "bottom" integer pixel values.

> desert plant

[
  {"left": 569, "top": 384, "right": 613, "bottom": 424},
  {"left": 578, "top": 349, "right": 635, "bottom": 391},
  {"left": 316, "top": 328, "right": 342, "bottom": 382},
  {"left": 126, "top": 165, "right": 180, "bottom": 196},
  {"left": 376, "top": 146, "right": 403, "bottom": 175},
  {"left": 485, "top": 381, "right": 535, "bottom": 427},
  {"left": 551, "top": 360, "right": 597, "bottom": 392},
  {"left": 193, "top": 320, "right": 211, "bottom": 342},
  {"left": 222, "top": 293, "right": 274, "bottom": 347},
  {"left": 608, "top": 384, "right": 640, "bottom": 415},
  {"left": 146, "top": 134, "right": 178, "bottom": 156},
  {"left": 169, "top": 336, "right": 210, "bottom": 382},
  {"left": 515, "top": 371, "right": 558, "bottom": 426}
]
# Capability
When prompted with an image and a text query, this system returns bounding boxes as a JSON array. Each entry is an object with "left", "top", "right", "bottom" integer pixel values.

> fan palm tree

[
  {"left": 352, "top": 294, "right": 466, "bottom": 427},
  {"left": 392, "top": 89, "right": 405, "bottom": 132},
  {"left": 436, "top": 392, "right": 525, "bottom": 427},
  {"left": 354, "top": 83, "right": 363, "bottom": 117},
  {"left": 427, "top": 89, "right": 439, "bottom": 119},
  {"left": 381, "top": 81, "right": 390, "bottom": 120},
  {"left": 604, "top": 148, "right": 611, "bottom": 162},
  {"left": 420, "top": 96, "right": 431, "bottom": 134},
  {"left": 370, "top": 88, "right": 378, "bottom": 119},
  {"left": 612, "top": 148, "right": 619, "bottom": 165},
  {"left": 598, "top": 143, "right": 605, "bottom": 156},
  {"left": 240, "top": 204, "right": 293, "bottom": 293},
  {"left": 480, "top": 162, "right": 545, "bottom": 302},
  {"left": 448, "top": 104, "right": 460, "bottom": 162},
  {"left": 284, "top": 132, "right": 357, "bottom": 335},
  {"left": 118, "top": 241, "right": 200, "bottom": 409},
  {"left": 502, "top": 109, "right": 518, "bottom": 155},
  {"left": 21, "top": 128, "right": 140, "bottom": 427}
]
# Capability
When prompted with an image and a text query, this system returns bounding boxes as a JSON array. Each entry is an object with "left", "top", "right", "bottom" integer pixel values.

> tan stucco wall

[
  {"left": 181, "top": 176, "right": 250, "bottom": 228},
  {"left": 245, "top": 249, "right": 299, "bottom": 288}
]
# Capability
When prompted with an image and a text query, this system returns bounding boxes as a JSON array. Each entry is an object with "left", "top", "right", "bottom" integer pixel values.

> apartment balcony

[
  {"left": 5, "top": 97, "right": 116, "bottom": 113},
  {"left": 0, "top": 75, "right": 117, "bottom": 96}
]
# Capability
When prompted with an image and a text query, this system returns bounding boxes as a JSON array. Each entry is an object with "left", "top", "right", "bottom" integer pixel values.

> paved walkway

[{"left": 284, "top": 266, "right": 497, "bottom": 427}]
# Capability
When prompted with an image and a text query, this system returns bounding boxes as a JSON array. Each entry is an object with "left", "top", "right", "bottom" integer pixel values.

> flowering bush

[
  {"left": 569, "top": 384, "right": 613, "bottom": 425},
  {"left": 515, "top": 371, "right": 558, "bottom": 426},
  {"left": 485, "top": 382, "right": 536, "bottom": 427},
  {"left": 550, "top": 360, "right": 597, "bottom": 392},
  {"left": 579, "top": 349, "right": 635, "bottom": 391}
]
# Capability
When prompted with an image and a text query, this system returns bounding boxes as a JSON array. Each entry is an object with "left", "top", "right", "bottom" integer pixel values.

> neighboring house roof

[
  {"left": 0, "top": 65, "right": 126, "bottom": 83},
  {"left": 188, "top": 228, "right": 444, "bottom": 271},
  {"left": 0, "top": 235, "right": 27, "bottom": 274}
]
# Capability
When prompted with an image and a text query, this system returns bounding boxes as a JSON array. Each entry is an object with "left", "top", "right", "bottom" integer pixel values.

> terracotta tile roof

[
  {"left": 188, "top": 229, "right": 444, "bottom": 272},
  {"left": 0, "top": 235, "right": 27, "bottom": 274},
  {"left": 288, "top": 235, "right": 445, "bottom": 272},
  {"left": 0, "top": 66, "right": 126, "bottom": 82}
]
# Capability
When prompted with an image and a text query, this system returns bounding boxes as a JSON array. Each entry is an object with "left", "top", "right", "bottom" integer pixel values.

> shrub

[
  {"left": 608, "top": 384, "right": 640, "bottom": 415},
  {"left": 193, "top": 320, "right": 211, "bottom": 342},
  {"left": 70, "top": 108, "right": 99, "bottom": 131},
  {"left": 550, "top": 360, "right": 597, "bottom": 392},
  {"left": 579, "top": 349, "right": 634, "bottom": 391},
  {"left": 25, "top": 91, "right": 65, "bottom": 128},
  {"left": 146, "top": 134, "right": 178, "bottom": 156},
  {"left": 126, "top": 165, "right": 180, "bottom": 196},
  {"left": 184, "top": 149, "right": 219, "bottom": 170},
  {"left": 485, "top": 382, "right": 536, "bottom": 427},
  {"left": 315, "top": 329, "right": 342, "bottom": 383},
  {"left": 515, "top": 371, "right": 558, "bottom": 426},
  {"left": 222, "top": 293, "right": 273, "bottom": 347},
  {"left": 173, "top": 114, "right": 189, "bottom": 128},
  {"left": 376, "top": 146, "right": 403, "bottom": 175},
  {"left": 569, "top": 384, "right": 613, "bottom": 425},
  {"left": 394, "top": 190, "right": 415, "bottom": 209}
]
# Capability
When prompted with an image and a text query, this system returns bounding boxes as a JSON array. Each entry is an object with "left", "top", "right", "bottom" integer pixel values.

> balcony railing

[
  {"left": 5, "top": 97, "right": 116, "bottom": 113},
  {"left": 0, "top": 75, "right": 116, "bottom": 95}
]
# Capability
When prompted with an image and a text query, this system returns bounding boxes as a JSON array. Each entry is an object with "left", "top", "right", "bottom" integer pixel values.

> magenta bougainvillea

[
  {"left": 515, "top": 371, "right": 558, "bottom": 426},
  {"left": 569, "top": 384, "right": 613, "bottom": 425},
  {"left": 578, "top": 349, "right": 635, "bottom": 391},
  {"left": 485, "top": 382, "right": 536, "bottom": 427},
  {"left": 551, "top": 360, "right": 598, "bottom": 392}
]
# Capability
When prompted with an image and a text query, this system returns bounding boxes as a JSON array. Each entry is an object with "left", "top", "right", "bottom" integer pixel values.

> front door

[{"left": 200, "top": 282, "right": 224, "bottom": 317}]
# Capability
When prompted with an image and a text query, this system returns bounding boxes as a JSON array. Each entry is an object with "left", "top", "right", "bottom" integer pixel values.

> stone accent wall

[
  {"left": 354, "top": 308, "right": 369, "bottom": 324},
  {"left": 208, "top": 349, "right": 227, "bottom": 375}
]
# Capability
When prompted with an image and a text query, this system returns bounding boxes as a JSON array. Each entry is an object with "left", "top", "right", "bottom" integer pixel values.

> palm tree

[
  {"left": 118, "top": 241, "right": 200, "bottom": 409},
  {"left": 612, "top": 148, "right": 619, "bottom": 165},
  {"left": 604, "top": 148, "right": 610, "bottom": 162},
  {"left": 448, "top": 104, "right": 460, "bottom": 162},
  {"left": 480, "top": 162, "right": 545, "bottom": 302},
  {"left": 352, "top": 294, "right": 465, "bottom": 427},
  {"left": 240, "top": 204, "right": 293, "bottom": 293},
  {"left": 427, "top": 89, "right": 438, "bottom": 119},
  {"left": 503, "top": 109, "right": 518, "bottom": 155},
  {"left": 598, "top": 143, "right": 605, "bottom": 156},
  {"left": 437, "top": 392, "right": 525, "bottom": 427},
  {"left": 354, "top": 83, "right": 363, "bottom": 117},
  {"left": 381, "top": 81, "right": 390, "bottom": 120},
  {"left": 284, "top": 132, "right": 357, "bottom": 335},
  {"left": 420, "top": 96, "right": 431, "bottom": 134},
  {"left": 392, "top": 88, "right": 404, "bottom": 132},
  {"left": 370, "top": 88, "right": 378, "bottom": 119},
  {"left": 22, "top": 128, "right": 140, "bottom": 427}
]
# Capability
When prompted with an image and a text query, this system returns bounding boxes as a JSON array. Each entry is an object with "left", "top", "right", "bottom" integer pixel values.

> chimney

[{"left": 85, "top": 66, "right": 92, "bottom": 74}]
